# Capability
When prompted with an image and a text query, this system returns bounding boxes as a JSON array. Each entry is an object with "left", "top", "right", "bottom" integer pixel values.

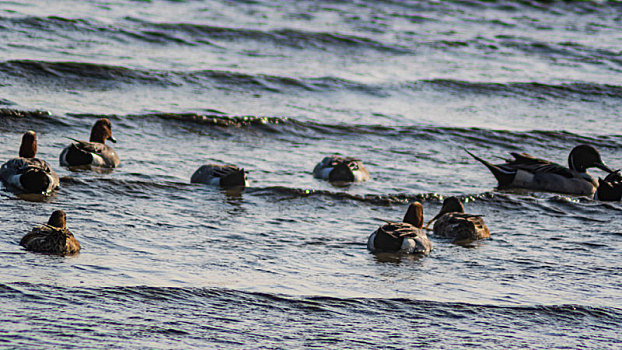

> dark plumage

[
  {"left": 466, "top": 145, "right": 613, "bottom": 196},
  {"left": 595, "top": 170, "right": 622, "bottom": 201},
  {"left": 191, "top": 164, "right": 248, "bottom": 189},
  {"left": 20, "top": 210, "right": 81, "bottom": 256},
  {"left": 0, "top": 131, "right": 59, "bottom": 194},
  {"left": 367, "top": 202, "right": 432, "bottom": 254},
  {"left": 426, "top": 197, "right": 489, "bottom": 243},
  {"left": 60, "top": 118, "right": 120, "bottom": 168},
  {"left": 313, "top": 155, "right": 370, "bottom": 183}
]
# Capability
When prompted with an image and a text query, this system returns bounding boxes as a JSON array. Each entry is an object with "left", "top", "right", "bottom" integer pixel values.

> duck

[
  {"left": 20, "top": 210, "right": 81, "bottom": 255},
  {"left": 59, "top": 118, "right": 120, "bottom": 168},
  {"left": 466, "top": 145, "right": 613, "bottom": 196},
  {"left": 425, "top": 197, "right": 489, "bottom": 243},
  {"left": 595, "top": 170, "right": 622, "bottom": 201},
  {"left": 0, "top": 130, "right": 59, "bottom": 194},
  {"left": 367, "top": 202, "right": 433, "bottom": 254},
  {"left": 191, "top": 164, "right": 249, "bottom": 189},
  {"left": 313, "top": 155, "right": 370, "bottom": 183}
]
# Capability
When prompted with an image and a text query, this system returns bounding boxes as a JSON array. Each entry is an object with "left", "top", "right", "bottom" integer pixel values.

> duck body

[
  {"left": 367, "top": 221, "right": 432, "bottom": 254},
  {"left": 0, "top": 131, "right": 59, "bottom": 194},
  {"left": 313, "top": 155, "right": 370, "bottom": 183},
  {"left": 60, "top": 118, "right": 120, "bottom": 168},
  {"left": 0, "top": 157, "right": 59, "bottom": 194},
  {"left": 466, "top": 145, "right": 612, "bottom": 196},
  {"left": 367, "top": 202, "right": 432, "bottom": 255},
  {"left": 432, "top": 213, "right": 490, "bottom": 243},
  {"left": 191, "top": 164, "right": 248, "bottom": 188},
  {"left": 20, "top": 225, "right": 81, "bottom": 255},
  {"left": 427, "top": 197, "right": 489, "bottom": 243},
  {"left": 60, "top": 140, "right": 120, "bottom": 168},
  {"left": 20, "top": 210, "right": 80, "bottom": 256},
  {"left": 595, "top": 170, "right": 622, "bottom": 201}
]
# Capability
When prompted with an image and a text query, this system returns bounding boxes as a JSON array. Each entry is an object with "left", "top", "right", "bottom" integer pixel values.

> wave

[
  {"left": 3, "top": 107, "right": 622, "bottom": 150},
  {"left": 2, "top": 282, "right": 621, "bottom": 321},
  {"left": 2, "top": 59, "right": 620, "bottom": 101},
  {"left": 0, "top": 15, "right": 409, "bottom": 53},
  {"left": 57, "top": 174, "right": 622, "bottom": 216}
]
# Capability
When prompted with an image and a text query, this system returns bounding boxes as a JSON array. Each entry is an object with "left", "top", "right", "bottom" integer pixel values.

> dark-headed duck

[
  {"left": 20, "top": 210, "right": 81, "bottom": 256},
  {"left": 0, "top": 130, "right": 59, "bottom": 194},
  {"left": 466, "top": 145, "right": 613, "bottom": 196},
  {"left": 60, "top": 118, "right": 120, "bottom": 168},
  {"left": 367, "top": 202, "right": 432, "bottom": 254}
]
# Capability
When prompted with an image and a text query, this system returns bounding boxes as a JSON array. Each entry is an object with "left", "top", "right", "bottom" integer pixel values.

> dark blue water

[{"left": 0, "top": 1, "right": 621, "bottom": 348}]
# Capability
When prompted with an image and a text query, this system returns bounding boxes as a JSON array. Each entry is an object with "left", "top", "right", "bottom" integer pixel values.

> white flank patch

[
  {"left": 317, "top": 167, "right": 333, "bottom": 179},
  {"left": 401, "top": 238, "right": 417, "bottom": 252},
  {"left": 513, "top": 169, "right": 534, "bottom": 187},
  {"left": 367, "top": 232, "right": 377, "bottom": 251},
  {"left": 91, "top": 153, "right": 106, "bottom": 167},
  {"left": 7, "top": 174, "right": 24, "bottom": 190}
]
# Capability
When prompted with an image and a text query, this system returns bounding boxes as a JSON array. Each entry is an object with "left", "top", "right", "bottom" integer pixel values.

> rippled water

[{"left": 1, "top": 0, "right": 621, "bottom": 348}]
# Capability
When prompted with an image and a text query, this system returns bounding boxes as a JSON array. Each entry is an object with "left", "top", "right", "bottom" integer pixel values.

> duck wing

[
  {"left": 210, "top": 164, "right": 243, "bottom": 178},
  {"left": 73, "top": 140, "right": 108, "bottom": 155},
  {"left": 378, "top": 221, "right": 422, "bottom": 239},
  {"left": 1, "top": 157, "right": 53, "bottom": 174},
  {"left": 507, "top": 152, "right": 573, "bottom": 178}
]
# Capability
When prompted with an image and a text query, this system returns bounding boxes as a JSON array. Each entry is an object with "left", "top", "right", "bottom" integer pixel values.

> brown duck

[
  {"left": 426, "top": 197, "right": 489, "bottom": 243},
  {"left": 367, "top": 202, "right": 432, "bottom": 254},
  {"left": 20, "top": 210, "right": 81, "bottom": 256}
]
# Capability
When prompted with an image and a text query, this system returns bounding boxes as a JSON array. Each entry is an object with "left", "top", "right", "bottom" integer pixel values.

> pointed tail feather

[{"left": 464, "top": 148, "right": 515, "bottom": 186}]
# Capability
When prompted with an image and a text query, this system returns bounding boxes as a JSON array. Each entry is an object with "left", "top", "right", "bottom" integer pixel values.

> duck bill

[
  {"left": 596, "top": 161, "right": 613, "bottom": 173},
  {"left": 108, "top": 135, "right": 117, "bottom": 143}
]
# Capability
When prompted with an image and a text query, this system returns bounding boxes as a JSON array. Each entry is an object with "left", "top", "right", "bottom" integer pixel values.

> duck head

[
  {"left": 90, "top": 118, "right": 117, "bottom": 144},
  {"left": 425, "top": 196, "right": 465, "bottom": 228},
  {"left": 568, "top": 145, "right": 612, "bottom": 173},
  {"left": 19, "top": 130, "right": 37, "bottom": 158},
  {"left": 47, "top": 210, "right": 67, "bottom": 229},
  {"left": 402, "top": 202, "right": 424, "bottom": 229}
]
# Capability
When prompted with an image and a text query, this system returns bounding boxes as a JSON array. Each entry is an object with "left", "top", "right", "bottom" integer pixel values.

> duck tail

[
  {"left": 464, "top": 148, "right": 515, "bottom": 186},
  {"left": 221, "top": 168, "right": 247, "bottom": 188},
  {"left": 63, "top": 143, "right": 93, "bottom": 166}
]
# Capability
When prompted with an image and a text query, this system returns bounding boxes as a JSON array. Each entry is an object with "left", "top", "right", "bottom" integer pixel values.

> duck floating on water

[
  {"left": 20, "top": 210, "right": 81, "bottom": 256},
  {"left": 60, "top": 118, "right": 120, "bottom": 168},
  {"left": 466, "top": 145, "right": 613, "bottom": 196},
  {"left": 595, "top": 170, "right": 622, "bottom": 201},
  {"left": 313, "top": 155, "right": 370, "bottom": 183},
  {"left": 367, "top": 202, "right": 432, "bottom": 254},
  {"left": 0, "top": 130, "right": 59, "bottom": 194},
  {"left": 191, "top": 164, "right": 249, "bottom": 189},
  {"left": 425, "top": 197, "right": 489, "bottom": 243}
]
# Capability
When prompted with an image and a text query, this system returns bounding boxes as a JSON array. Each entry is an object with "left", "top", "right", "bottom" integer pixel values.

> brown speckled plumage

[
  {"left": 20, "top": 210, "right": 81, "bottom": 256},
  {"left": 427, "top": 197, "right": 490, "bottom": 243}
]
